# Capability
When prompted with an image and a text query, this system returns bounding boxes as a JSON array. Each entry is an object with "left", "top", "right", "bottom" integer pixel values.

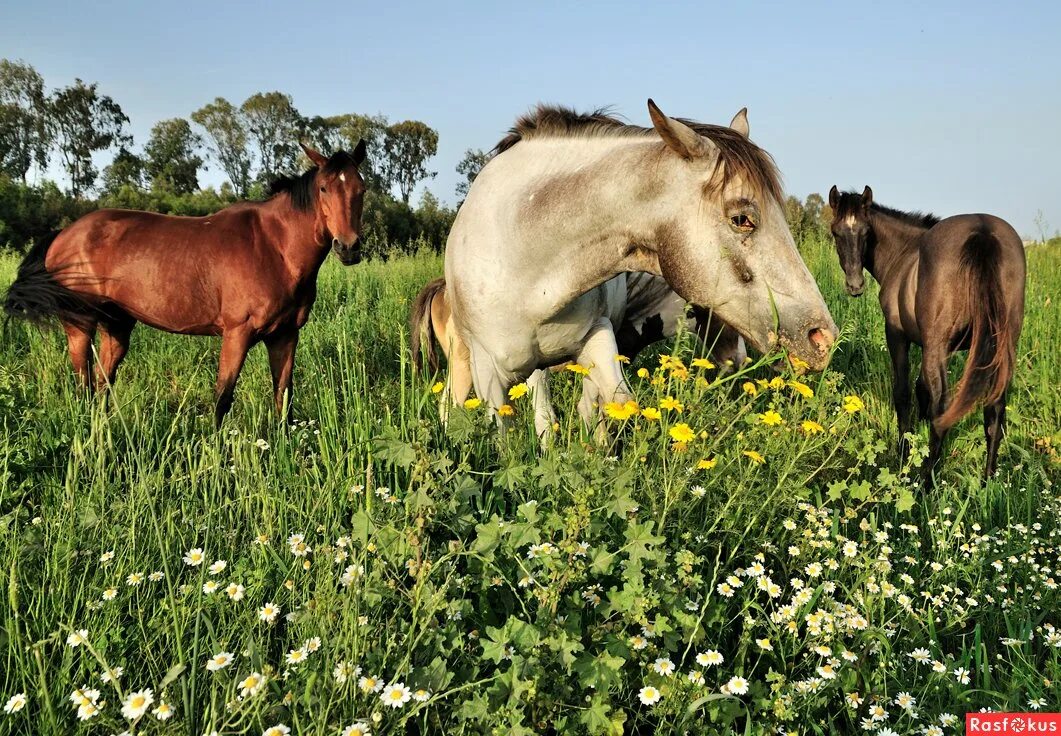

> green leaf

[
  {"left": 624, "top": 520, "right": 665, "bottom": 564},
  {"left": 894, "top": 488, "right": 916, "bottom": 513},
  {"left": 370, "top": 429, "right": 416, "bottom": 469}
]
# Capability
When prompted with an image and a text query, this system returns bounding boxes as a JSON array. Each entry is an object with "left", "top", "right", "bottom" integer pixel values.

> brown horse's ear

[
  {"left": 647, "top": 98, "right": 709, "bottom": 159},
  {"left": 300, "top": 143, "right": 328, "bottom": 168},
  {"left": 729, "top": 107, "right": 749, "bottom": 138},
  {"left": 352, "top": 139, "right": 367, "bottom": 167},
  {"left": 829, "top": 185, "right": 840, "bottom": 210},
  {"left": 862, "top": 185, "right": 874, "bottom": 208}
]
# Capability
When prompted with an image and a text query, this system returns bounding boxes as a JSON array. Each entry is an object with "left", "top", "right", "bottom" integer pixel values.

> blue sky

[{"left": 2, "top": 0, "right": 1058, "bottom": 234}]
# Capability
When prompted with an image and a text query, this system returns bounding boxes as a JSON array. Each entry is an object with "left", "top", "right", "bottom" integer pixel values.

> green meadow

[{"left": 0, "top": 234, "right": 1058, "bottom": 735}]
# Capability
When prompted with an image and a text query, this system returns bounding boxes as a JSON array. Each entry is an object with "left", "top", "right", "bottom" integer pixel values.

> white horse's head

[{"left": 644, "top": 100, "right": 836, "bottom": 370}]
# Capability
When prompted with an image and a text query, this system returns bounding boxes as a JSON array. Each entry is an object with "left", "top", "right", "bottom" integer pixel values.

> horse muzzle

[{"left": 332, "top": 237, "right": 363, "bottom": 266}]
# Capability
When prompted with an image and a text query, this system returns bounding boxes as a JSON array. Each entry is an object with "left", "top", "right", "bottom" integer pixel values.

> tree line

[{"left": 0, "top": 59, "right": 489, "bottom": 255}]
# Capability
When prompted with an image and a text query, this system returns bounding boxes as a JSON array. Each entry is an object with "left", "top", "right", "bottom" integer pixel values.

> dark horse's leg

[
  {"left": 62, "top": 319, "right": 97, "bottom": 390},
  {"left": 95, "top": 314, "right": 136, "bottom": 391},
  {"left": 214, "top": 329, "right": 254, "bottom": 428},
  {"left": 919, "top": 344, "right": 950, "bottom": 490},
  {"left": 265, "top": 329, "right": 299, "bottom": 422},
  {"left": 983, "top": 391, "right": 1007, "bottom": 478},
  {"left": 885, "top": 327, "right": 913, "bottom": 463}
]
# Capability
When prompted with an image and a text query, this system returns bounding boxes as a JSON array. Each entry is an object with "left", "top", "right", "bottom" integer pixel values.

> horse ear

[
  {"left": 829, "top": 185, "right": 840, "bottom": 210},
  {"left": 300, "top": 143, "right": 328, "bottom": 168},
  {"left": 729, "top": 107, "right": 749, "bottom": 137},
  {"left": 352, "top": 139, "right": 367, "bottom": 167},
  {"left": 862, "top": 185, "right": 873, "bottom": 208},
  {"left": 647, "top": 99, "right": 709, "bottom": 160}
]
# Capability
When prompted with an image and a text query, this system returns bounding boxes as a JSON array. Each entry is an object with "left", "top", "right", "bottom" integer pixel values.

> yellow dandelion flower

[
  {"left": 759, "top": 410, "right": 783, "bottom": 426},
  {"left": 669, "top": 423, "right": 696, "bottom": 443},
  {"left": 660, "top": 396, "right": 684, "bottom": 412},
  {"left": 614, "top": 354, "right": 629, "bottom": 363},
  {"left": 566, "top": 363, "right": 591, "bottom": 376},
  {"left": 743, "top": 450, "right": 766, "bottom": 465},
  {"left": 498, "top": 404, "right": 514, "bottom": 417},
  {"left": 790, "top": 355, "right": 810, "bottom": 372},
  {"left": 637, "top": 367, "right": 650, "bottom": 379},
  {"left": 658, "top": 354, "right": 674, "bottom": 368},
  {"left": 769, "top": 376, "right": 785, "bottom": 390},
  {"left": 430, "top": 381, "right": 444, "bottom": 394},
  {"left": 640, "top": 407, "right": 662, "bottom": 421},
  {"left": 842, "top": 395, "right": 865, "bottom": 413},
  {"left": 692, "top": 357, "right": 715, "bottom": 369},
  {"left": 801, "top": 420, "right": 824, "bottom": 434},
  {"left": 742, "top": 382, "right": 758, "bottom": 396},
  {"left": 463, "top": 397, "right": 482, "bottom": 410},
  {"left": 508, "top": 383, "right": 528, "bottom": 400},
  {"left": 788, "top": 380, "right": 814, "bottom": 399},
  {"left": 671, "top": 441, "right": 689, "bottom": 453},
  {"left": 604, "top": 400, "right": 640, "bottom": 420},
  {"left": 697, "top": 457, "right": 718, "bottom": 470}
]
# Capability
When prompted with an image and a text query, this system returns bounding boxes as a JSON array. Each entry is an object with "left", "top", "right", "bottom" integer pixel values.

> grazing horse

[
  {"left": 4, "top": 142, "right": 368, "bottom": 426},
  {"left": 444, "top": 101, "right": 837, "bottom": 425},
  {"left": 410, "top": 272, "right": 747, "bottom": 436},
  {"left": 828, "top": 186, "right": 1026, "bottom": 486}
]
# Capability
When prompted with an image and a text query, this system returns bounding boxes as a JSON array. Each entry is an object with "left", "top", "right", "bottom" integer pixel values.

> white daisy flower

[
  {"left": 380, "top": 682, "right": 411, "bottom": 708},
  {"left": 205, "top": 651, "right": 234, "bottom": 672},
  {"left": 638, "top": 685, "right": 661, "bottom": 705},
  {"left": 120, "top": 688, "right": 153, "bottom": 720}
]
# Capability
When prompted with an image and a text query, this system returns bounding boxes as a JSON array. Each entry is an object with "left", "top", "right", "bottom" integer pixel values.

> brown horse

[
  {"left": 4, "top": 142, "right": 367, "bottom": 426},
  {"left": 828, "top": 186, "right": 1026, "bottom": 486}
]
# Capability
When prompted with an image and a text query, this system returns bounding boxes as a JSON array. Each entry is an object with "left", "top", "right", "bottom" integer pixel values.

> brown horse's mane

[
  {"left": 491, "top": 104, "right": 784, "bottom": 203},
  {"left": 268, "top": 150, "right": 361, "bottom": 212},
  {"left": 834, "top": 190, "right": 940, "bottom": 230}
]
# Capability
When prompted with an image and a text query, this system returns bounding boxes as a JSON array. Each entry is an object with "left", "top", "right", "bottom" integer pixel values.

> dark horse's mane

[
  {"left": 492, "top": 104, "right": 784, "bottom": 204},
  {"left": 268, "top": 150, "right": 359, "bottom": 212},
  {"left": 835, "top": 190, "right": 941, "bottom": 229}
]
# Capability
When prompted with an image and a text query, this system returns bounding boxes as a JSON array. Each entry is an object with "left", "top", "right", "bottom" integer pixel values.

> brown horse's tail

[
  {"left": 409, "top": 277, "right": 446, "bottom": 373},
  {"left": 3, "top": 232, "right": 101, "bottom": 329},
  {"left": 934, "top": 231, "right": 1018, "bottom": 432}
]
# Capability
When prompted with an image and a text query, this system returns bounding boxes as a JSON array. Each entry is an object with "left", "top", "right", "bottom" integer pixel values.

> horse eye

[
  {"left": 319, "top": 186, "right": 326, "bottom": 193},
  {"left": 730, "top": 214, "right": 756, "bottom": 232}
]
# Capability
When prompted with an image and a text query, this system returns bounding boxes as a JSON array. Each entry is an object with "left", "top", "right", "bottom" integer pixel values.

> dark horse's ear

[
  {"left": 828, "top": 185, "right": 840, "bottom": 210},
  {"left": 300, "top": 143, "right": 328, "bottom": 168},
  {"left": 352, "top": 139, "right": 367, "bottom": 167},
  {"left": 861, "top": 185, "right": 874, "bottom": 208}
]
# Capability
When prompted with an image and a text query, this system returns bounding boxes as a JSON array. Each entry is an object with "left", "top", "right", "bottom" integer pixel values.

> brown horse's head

[
  {"left": 828, "top": 185, "right": 873, "bottom": 296},
  {"left": 301, "top": 142, "right": 368, "bottom": 265}
]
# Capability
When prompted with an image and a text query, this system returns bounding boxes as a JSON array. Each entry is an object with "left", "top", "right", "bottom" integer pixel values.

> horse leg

[
  {"left": 919, "top": 344, "right": 950, "bottom": 490},
  {"left": 983, "top": 390, "right": 1007, "bottom": 479},
  {"left": 575, "top": 317, "right": 631, "bottom": 442},
  {"left": 265, "top": 329, "right": 299, "bottom": 422},
  {"left": 214, "top": 329, "right": 253, "bottom": 428},
  {"left": 468, "top": 346, "right": 510, "bottom": 430},
  {"left": 527, "top": 369, "right": 558, "bottom": 444},
  {"left": 441, "top": 331, "right": 473, "bottom": 424},
  {"left": 62, "top": 320, "right": 97, "bottom": 391},
  {"left": 95, "top": 316, "right": 135, "bottom": 392},
  {"left": 885, "top": 327, "right": 913, "bottom": 463}
]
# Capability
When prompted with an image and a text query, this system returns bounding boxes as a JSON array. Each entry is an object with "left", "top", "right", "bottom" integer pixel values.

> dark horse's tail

[
  {"left": 934, "top": 231, "right": 1018, "bottom": 432},
  {"left": 409, "top": 277, "right": 446, "bottom": 373},
  {"left": 4, "top": 232, "right": 100, "bottom": 329}
]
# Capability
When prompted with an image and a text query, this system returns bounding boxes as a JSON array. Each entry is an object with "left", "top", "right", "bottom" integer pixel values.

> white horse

[
  {"left": 444, "top": 100, "right": 836, "bottom": 423},
  {"left": 411, "top": 272, "right": 747, "bottom": 436}
]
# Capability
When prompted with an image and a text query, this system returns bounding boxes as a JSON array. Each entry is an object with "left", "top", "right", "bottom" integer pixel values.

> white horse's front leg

[
  {"left": 576, "top": 317, "right": 632, "bottom": 440},
  {"left": 526, "top": 369, "right": 557, "bottom": 446}
]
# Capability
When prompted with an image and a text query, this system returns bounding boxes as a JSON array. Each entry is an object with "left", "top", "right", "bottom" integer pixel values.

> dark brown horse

[
  {"left": 828, "top": 186, "right": 1026, "bottom": 486},
  {"left": 4, "top": 142, "right": 367, "bottom": 426}
]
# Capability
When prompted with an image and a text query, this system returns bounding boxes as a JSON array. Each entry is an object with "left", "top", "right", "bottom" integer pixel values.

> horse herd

[{"left": 3, "top": 100, "right": 1026, "bottom": 488}]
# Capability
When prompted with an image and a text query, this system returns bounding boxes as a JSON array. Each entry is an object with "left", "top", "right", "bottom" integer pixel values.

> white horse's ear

[
  {"left": 647, "top": 99, "right": 709, "bottom": 160},
  {"left": 300, "top": 142, "right": 328, "bottom": 168},
  {"left": 729, "top": 107, "right": 749, "bottom": 137}
]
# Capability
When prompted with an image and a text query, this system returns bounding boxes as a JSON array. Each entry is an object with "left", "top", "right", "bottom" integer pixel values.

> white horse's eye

[{"left": 339, "top": 173, "right": 346, "bottom": 182}]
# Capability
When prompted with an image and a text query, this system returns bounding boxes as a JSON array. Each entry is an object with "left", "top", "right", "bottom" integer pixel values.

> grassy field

[{"left": 0, "top": 234, "right": 1058, "bottom": 735}]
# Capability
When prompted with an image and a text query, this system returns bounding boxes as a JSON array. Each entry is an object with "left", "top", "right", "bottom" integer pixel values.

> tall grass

[{"left": 0, "top": 236, "right": 1058, "bottom": 735}]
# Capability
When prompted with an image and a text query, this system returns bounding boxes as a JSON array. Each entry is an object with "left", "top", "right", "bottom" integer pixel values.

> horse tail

[
  {"left": 934, "top": 230, "right": 1018, "bottom": 432},
  {"left": 409, "top": 277, "right": 446, "bottom": 374},
  {"left": 3, "top": 232, "right": 99, "bottom": 329}
]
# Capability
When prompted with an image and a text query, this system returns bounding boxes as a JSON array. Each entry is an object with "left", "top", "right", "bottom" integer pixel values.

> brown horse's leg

[
  {"left": 919, "top": 345, "right": 950, "bottom": 490},
  {"left": 885, "top": 327, "right": 913, "bottom": 463},
  {"left": 62, "top": 320, "right": 97, "bottom": 390},
  {"left": 214, "top": 329, "right": 254, "bottom": 428},
  {"left": 95, "top": 316, "right": 136, "bottom": 391},
  {"left": 983, "top": 391, "right": 1007, "bottom": 478},
  {"left": 265, "top": 330, "right": 299, "bottom": 422}
]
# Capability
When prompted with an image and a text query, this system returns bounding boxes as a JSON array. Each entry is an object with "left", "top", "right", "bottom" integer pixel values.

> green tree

[
  {"left": 191, "top": 97, "right": 251, "bottom": 197},
  {"left": 143, "top": 117, "right": 203, "bottom": 194},
  {"left": 455, "top": 148, "right": 489, "bottom": 201},
  {"left": 0, "top": 59, "right": 50, "bottom": 182},
  {"left": 48, "top": 79, "right": 129, "bottom": 197},
  {"left": 381, "top": 120, "right": 438, "bottom": 203},
  {"left": 240, "top": 91, "right": 302, "bottom": 182},
  {"left": 100, "top": 146, "right": 145, "bottom": 194}
]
